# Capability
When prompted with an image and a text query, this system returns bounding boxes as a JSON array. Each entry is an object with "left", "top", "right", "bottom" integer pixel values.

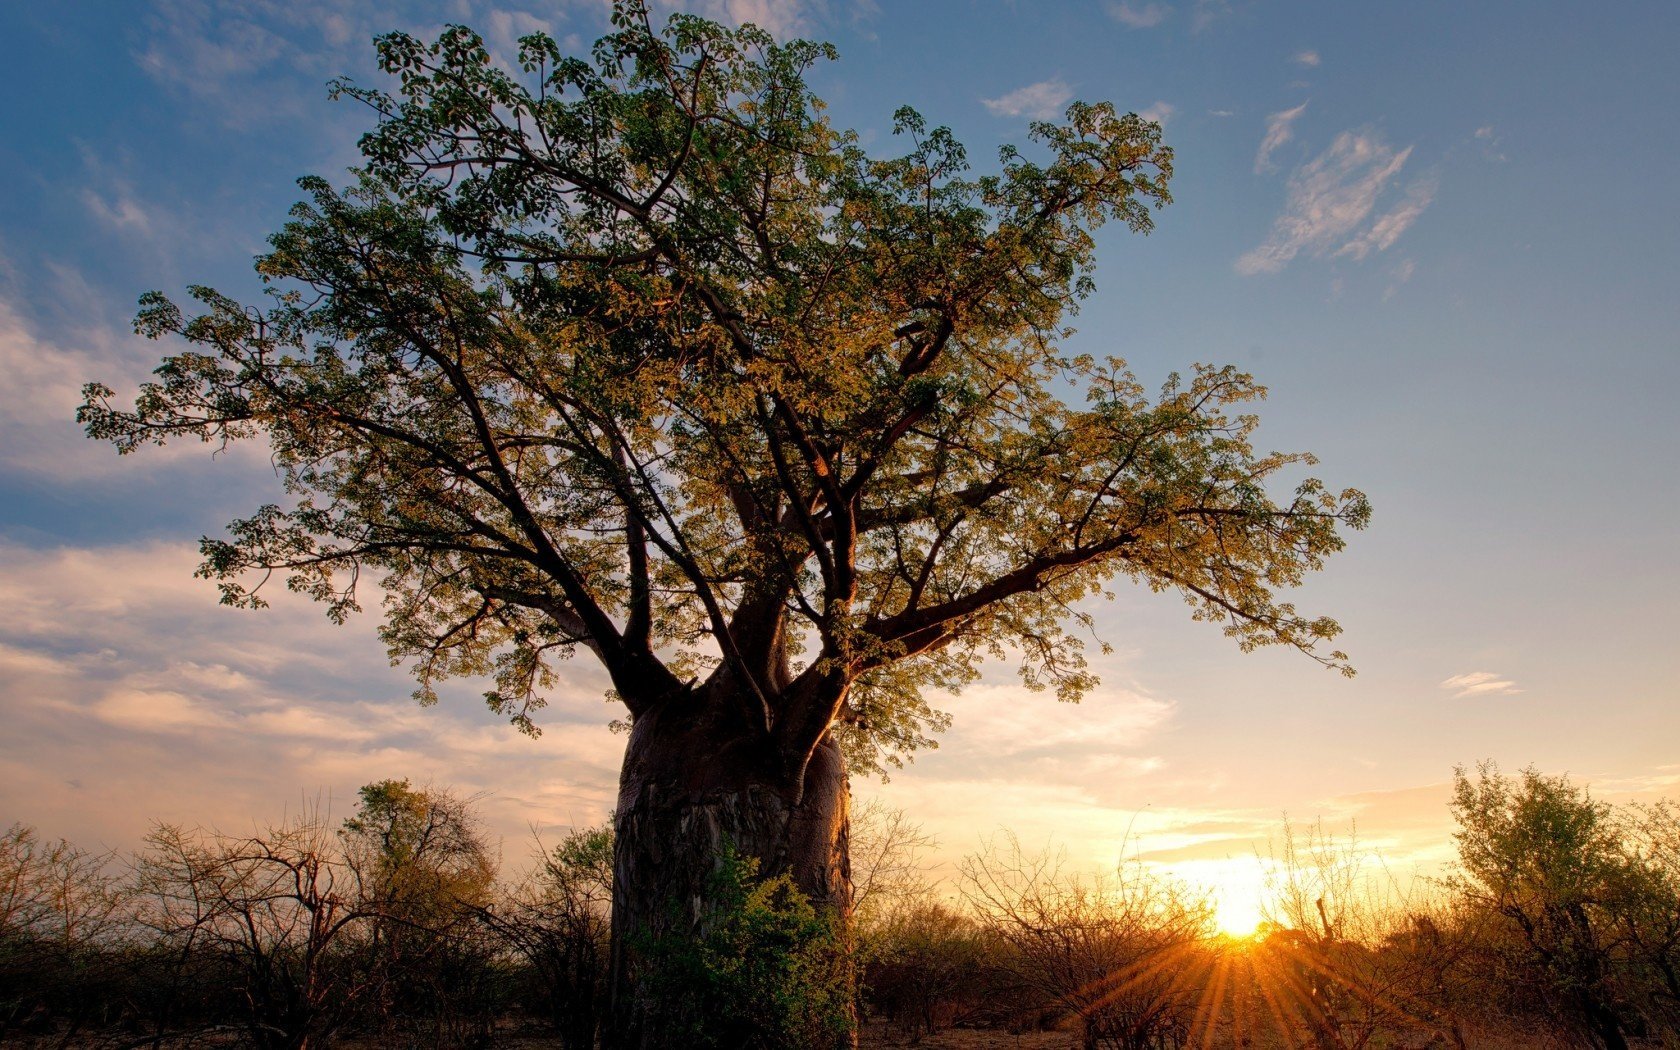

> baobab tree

[{"left": 81, "top": 3, "right": 1368, "bottom": 1044}]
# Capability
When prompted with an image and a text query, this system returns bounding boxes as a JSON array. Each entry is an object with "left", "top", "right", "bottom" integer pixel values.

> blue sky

[{"left": 2, "top": 1, "right": 1676, "bottom": 911}]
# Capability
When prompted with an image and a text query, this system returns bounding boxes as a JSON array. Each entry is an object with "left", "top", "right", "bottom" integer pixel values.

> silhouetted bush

[
  {"left": 483, "top": 823, "right": 614, "bottom": 1049},
  {"left": 0, "top": 825, "right": 131, "bottom": 1042}
]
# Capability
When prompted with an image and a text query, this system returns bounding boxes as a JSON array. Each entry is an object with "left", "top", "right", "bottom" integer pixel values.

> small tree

[
  {"left": 849, "top": 799, "right": 935, "bottom": 932},
  {"left": 487, "top": 823, "right": 616, "bottom": 1049},
  {"left": 1255, "top": 819, "right": 1452, "bottom": 1050},
  {"left": 339, "top": 779, "right": 501, "bottom": 1043},
  {"left": 1448, "top": 763, "right": 1638, "bottom": 1050},
  {"left": 860, "top": 900, "right": 992, "bottom": 1040}
]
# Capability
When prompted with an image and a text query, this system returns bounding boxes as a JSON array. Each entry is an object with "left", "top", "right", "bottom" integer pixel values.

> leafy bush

[
  {"left": 638, "top": 847, "right": 853, "bottom": 1049},
  {"left": 861, "top": 900, "right": 995, "bottom": 1039}
]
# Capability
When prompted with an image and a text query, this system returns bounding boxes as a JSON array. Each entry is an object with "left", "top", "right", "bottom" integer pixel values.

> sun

[
  {"left": 1214, "top": 892, "right": 1264, "bottom": 939},
  {"left": 1157, "top": 857, "right": 1269, "bottom": 939}
]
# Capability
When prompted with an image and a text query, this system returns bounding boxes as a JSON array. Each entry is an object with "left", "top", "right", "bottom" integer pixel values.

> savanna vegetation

[
  {"left": 5, "top": 764, "right": 1679, "bottom": 1048},
  {"left": 60, "top": 4, "right": 1668, "bottom": 1048},
  {"left": 78, "top": 4, "right": 1368, "bottom": 1043}
]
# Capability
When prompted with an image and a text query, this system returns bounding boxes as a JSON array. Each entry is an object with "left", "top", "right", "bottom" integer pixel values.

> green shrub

[{"left": 639, "top": 848, "right": 853, "bottom": 1049}]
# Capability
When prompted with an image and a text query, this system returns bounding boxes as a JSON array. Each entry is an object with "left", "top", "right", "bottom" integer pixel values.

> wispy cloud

[
  {"left": 0, "top": 270, "right": 271, "bottom": 479},
  {"left": 1106, "top": 1, "right": 1170, "bottom": 28},
  {"left": 133, "top": 1, "right": 337, "bottom": 123},
  {"left": 1292, "top": 49, "right": 1320, "bottom": 67},
  {"left": 131, "top": 2, "right": 637, "bottom": 128},
  {"left": 1208, "top": 108, "right": 1235, "bottom": 118},
  {"left": 982, "top": 78, "right": 1074, "bottom": 120},
  {"left": 1383, "top": 257, "right": 1416, "bottom": 301},
  {"left": 1254, "top": 100, "right": 1308, "bottom": 173},
  {"left": 81, "top": 187, "right": 154, "bottom": 234},
  {"left": 75, "top": 142, "right": 171, "bottom": 242},
  {"left": 1474, "top": 124, "right": 1509, "bottom": 162},
  {"left": 1237, "top": 129, "right": 1430, "bottom": 276},
  {"left": 858, "top": 671, "right": 1180, "bottom": 875},
  {"left": 1338, "top": 172, "right": 1438, "bottom": 260},
  {"left": 481, "top": 8, "right": 558, "bottom": 64},
  {"left": 1191, "top": 0, "right": 1232, "bottom": 32},
  {"left": 1440, "top": 671, "right": 1522, "bottom": 699},
  {"left": 1137, "top": 100, "right": 1177, "bottom": 126},
  {"left": 0, "top": 291, "right": 142, "bottom": 476},
  {"left": 680, "top": 0, "right": 806, "bottom": 38}
]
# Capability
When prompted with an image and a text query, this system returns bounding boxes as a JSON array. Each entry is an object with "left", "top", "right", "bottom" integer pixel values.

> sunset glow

[
  {"left": 1156, "top": 858, "right": 1270, "bottom": 939},
  {"left": 1, "top": 3, "right": 1678, "bottom": 1045},
  {"left": 1213, "top": 891, "right": 1265, "bottom": 940}
]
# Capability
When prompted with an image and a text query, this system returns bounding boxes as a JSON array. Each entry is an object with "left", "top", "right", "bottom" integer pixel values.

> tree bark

[{"left": 605, "top": 691, "right": 854, "bottom": 1049}]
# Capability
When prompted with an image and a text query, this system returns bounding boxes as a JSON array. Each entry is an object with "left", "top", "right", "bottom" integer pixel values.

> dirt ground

[
  {"left": 859, "top": 1020, "right": 1079, "bottom": 1048},
  {"left": 18, "top": 1015, "right": 1597, "bottom": 1048}
]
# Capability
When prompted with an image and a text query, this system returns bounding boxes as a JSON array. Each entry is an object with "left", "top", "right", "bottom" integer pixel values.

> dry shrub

[{"left": 959, "top": 832, "right": 1213, "bottom": 1050}]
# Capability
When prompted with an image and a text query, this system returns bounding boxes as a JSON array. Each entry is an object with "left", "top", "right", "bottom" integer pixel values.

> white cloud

[
  {"left": 1107, "top": 1, "right": 1170, "bottom": 28},
  {"left": 132, "top": 2, "right": 578, "bottom": 126},
  {"left": 0, "top": 281, "right": 274, "bottom": 479},
  {"left": 1292, "top": 49, "right": 1320, "bottom": 67},
  {"left": 75, "top": 141, "right": 177, "bottom": 245},
  {"left": 1137, "top": 100, "right": 1177, "bottom": 126},
  {"left": 867, "top": 673, "right": 1180, "bottom": 856},
  {"left": 1339, "top": 172, "right": 1437, "bottom": 260},
  {"left": 0, "top": 294, "right": 144, "bottom": 477},
  {"left": 482, "top": 8, "right": 557, "bottom": 65},
  {"left": 135, "top": 4, "right": 290, "bottom": 89},
  {"left": 982, "top": 79, "right": 1074, "bottom": 121},
  {"left": 1254, "top": 100, "right": 1307, "bottom": 173},
  {"left": 133, "top": 0, "right": 327, "bottom": 122},
  {"left": 1440, "top": 671, "right": 1522, "bottom": 699},
  {"left": 0, "top": 541, "right": 624, "bottom": 853},
  {"left": 654, "top": 0, "right": 878, "bottom": 39},
  {"left": 943, "top": 682, "right": 1175, "bottom": 763},
  {"left": 1236, "top": 129, "right": 1427, "bottom": 276},
  {"left": 679, "top": 0, "right": 808, "bottom": 38},
  {"left": 1208, "top": 109, "right": 1235, "bottom": 118},
  {"left": 93, "top": 688, "right": 233, "bottom": 733}
]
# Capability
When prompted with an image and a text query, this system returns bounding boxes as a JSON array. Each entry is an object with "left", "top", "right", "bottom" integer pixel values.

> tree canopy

[{"left": 80, "top": 1, "right": 1368, "bottom": 781}]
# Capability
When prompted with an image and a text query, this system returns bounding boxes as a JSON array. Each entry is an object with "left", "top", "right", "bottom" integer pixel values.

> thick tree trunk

[{"left": 605, "top": 693, "right": 853, "bottom": 1049}]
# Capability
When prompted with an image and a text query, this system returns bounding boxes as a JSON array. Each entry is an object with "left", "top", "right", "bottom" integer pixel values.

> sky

[{"left": 2, "top": 0, "right": 1677, "bottom": 932}]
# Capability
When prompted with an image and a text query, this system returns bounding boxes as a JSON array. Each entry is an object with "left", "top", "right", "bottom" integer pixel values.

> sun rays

[{"left": 1058, "top": 927, "right": 1453, "bottom": 1048}]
